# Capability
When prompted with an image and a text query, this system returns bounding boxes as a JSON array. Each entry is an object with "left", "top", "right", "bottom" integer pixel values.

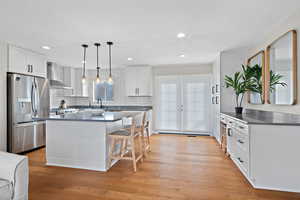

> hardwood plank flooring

[{"left": 27, "top": 134, "right": 300, "bottom": 200}]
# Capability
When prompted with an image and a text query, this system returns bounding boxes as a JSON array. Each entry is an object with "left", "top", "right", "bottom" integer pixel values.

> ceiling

[{"left": 0, "top": 0, "right": 300, "bottom": 69}]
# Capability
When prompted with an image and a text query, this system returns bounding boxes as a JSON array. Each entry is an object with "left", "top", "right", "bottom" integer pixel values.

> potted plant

[
  {"left": 225, "top": 71, "right": 247, "bottom": 114},
  {"left": 242, "top": 64, "right": 287, "bottom": 104}
]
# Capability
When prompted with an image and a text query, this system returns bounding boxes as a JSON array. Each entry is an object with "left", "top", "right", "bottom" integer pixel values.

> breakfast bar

[{"left": 36, "top": 111, "right": 143, "bottom": 172}]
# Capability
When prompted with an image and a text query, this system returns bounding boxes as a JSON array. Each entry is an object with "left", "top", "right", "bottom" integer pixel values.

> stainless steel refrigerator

[{"left": 7, "top": 73, "right": 49, "bottom": 153}]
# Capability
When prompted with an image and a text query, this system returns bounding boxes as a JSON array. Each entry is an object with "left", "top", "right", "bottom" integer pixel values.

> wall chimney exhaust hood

[{"left": 47, "top": 62, "right": 72, "bottom": 89}]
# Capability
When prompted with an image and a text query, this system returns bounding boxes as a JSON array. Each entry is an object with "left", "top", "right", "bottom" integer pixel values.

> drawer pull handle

[
  {"left": 239, "top": 126, "right": 245, "bottom": 129},
  {"left": 229, "top": 121, "right": 233, "bottom": 124},
  {"left": 238, "top": 139, "right": 244, "bottom": 144},
  {"left": 227, "top": 129, "right": 232, "bottom": 136},
  {"left": 238, "top": 157, "right": 244, "bottom": 163}
]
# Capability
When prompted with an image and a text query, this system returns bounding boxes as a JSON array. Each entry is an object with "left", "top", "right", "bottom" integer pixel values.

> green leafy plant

[
  {"left": 225, "top": 64, "right": 288, "bottom": 108},
  {"left": 242, "top": 64, "right": 264, "bottom": 103},
  {"left": 269, "top": 70, "right": 287, "bottom": 93},
  {"left": 224, "top": 72, "right": 247, "bottom": 108},
  {"left": 243, "top": 64, "right": 287, "bottom": 103}
]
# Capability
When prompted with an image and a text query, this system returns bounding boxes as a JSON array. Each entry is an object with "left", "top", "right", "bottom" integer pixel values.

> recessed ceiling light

[
  {"left": 179, "top": 54, "right": 185, "bottom": 58},
  {"left": 127, "top": 57, "right": 133, "bottom": 61},
  {"left": 177, "top": 33, "right": 186, "bottom": 38},
  {"left": 42, "top": 46, "right": 51, "bottom": 50}
]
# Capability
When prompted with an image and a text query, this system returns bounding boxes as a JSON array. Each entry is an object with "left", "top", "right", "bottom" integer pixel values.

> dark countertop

[
  {"left": 51, "top": 105, "right": 152, "bottom": 112},
  {"left": 34, "top": 111, "right": 141, "bottom": 122},
  {"left": 222, "top": 109, "right": 300, "bottom": 126}
]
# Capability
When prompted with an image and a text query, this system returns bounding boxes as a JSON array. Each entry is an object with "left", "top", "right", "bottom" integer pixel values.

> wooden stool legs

[{"left": 108, "top": 133, "right": 144, "bottom": 172}]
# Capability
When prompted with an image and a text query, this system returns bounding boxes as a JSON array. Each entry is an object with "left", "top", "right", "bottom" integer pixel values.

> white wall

[
  {"left": 152, "top": 63, "right": 212, "bottom": 76},
  {"left": 0, "top": 42, "right": 7, "bottom": 151},
  {"left": 246, "top": 11, "right": 300, "bottom": 114},
  {"left": 212, "top": 54, "right": 221, "bottom": 142},
  {"left": 220, "top": 47, "right": 251, "bottom": 113}
]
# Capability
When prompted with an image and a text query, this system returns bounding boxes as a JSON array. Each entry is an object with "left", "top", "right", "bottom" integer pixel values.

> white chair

[{"left": 0, "top": 152, "right": 28, "bottom": 200}]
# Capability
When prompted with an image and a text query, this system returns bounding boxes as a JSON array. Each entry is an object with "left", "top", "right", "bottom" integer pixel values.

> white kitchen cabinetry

[
  {"left": 222, "top": 113, "right": 300, "bottom": 193},
  {"left": 71, "top": 68, "right": 86, "bottom": 97},
  {"left": 8, "top": 45, "right": 46, "bottom": 77},
  {"left": 125, "top": 66, "right": 152, "bottom": 96}
]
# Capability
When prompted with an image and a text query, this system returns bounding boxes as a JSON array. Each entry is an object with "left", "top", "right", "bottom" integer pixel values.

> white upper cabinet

[
  {"left": 8, "top": 45, "right": 46, "bottom": 77},
  {"left": 125, "top": 66, "right": 152, "bottom": 96}
]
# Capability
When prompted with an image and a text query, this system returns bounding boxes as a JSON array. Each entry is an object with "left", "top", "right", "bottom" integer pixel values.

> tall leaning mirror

[
  {"left": 266, "top": 30, "right": 297, "bottom": 105},
  {"left": 247, "top": 50, "right": 265, "bottom": 104}
]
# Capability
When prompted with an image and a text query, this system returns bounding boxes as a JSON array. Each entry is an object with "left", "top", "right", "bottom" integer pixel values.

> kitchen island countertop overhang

[{"left": 34, "top": 111, "right": 142, "bottom": 122}]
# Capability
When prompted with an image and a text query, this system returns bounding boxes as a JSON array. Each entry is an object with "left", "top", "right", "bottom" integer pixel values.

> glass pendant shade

[
  {"left": 96, "top": 75, "right": 101, "bottom": 83},
  {"left": 107, "top": 75, "right": 113, "bottom": 84},
  {"left": 107, "top": 41, "right": 113, "bottom": 85},
  {"left": 81, "top": 44, "right": 88, "bottom": 83},
  {"left": 81, "top": 76, "right": 86, "bottom": 84}
]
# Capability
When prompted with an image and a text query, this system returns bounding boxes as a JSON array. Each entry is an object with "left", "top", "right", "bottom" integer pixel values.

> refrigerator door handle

[
  {"left": 34, "top": 79, "right": 40, "bottom": 115},
  {"left": 31, "top": 82, "right": 35, "bottom": 114}
]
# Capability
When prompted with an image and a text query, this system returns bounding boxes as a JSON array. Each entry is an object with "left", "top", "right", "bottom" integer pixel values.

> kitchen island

[{"left": 35, "top": 111, "right": 143, "bottom": 172}]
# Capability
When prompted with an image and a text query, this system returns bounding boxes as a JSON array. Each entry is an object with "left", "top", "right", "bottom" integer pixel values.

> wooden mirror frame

[
  {"left": 247, "top": 50, "right": 265, "bottom": 104},
  {"left": 265, "top": 30, "right": 297, "bottom": 105}
]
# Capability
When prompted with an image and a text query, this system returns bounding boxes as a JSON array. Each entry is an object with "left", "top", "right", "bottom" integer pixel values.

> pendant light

[
  {"left": 81, "top": 44, "right": 88, "bottom": 83},
  {"left": 94, "top": 43, "right": 101, "bottom": 83},
  {"left": 107, "top": 41, "right": 113, "bottom": 84}
]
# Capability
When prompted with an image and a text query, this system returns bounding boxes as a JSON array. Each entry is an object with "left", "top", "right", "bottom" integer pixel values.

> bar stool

[
  {"left": 123, "top": 112, "right": 151, "bottom": 157},
  {"left": 141, "top": 113, "right": 151, "bottom": 157},
  {"left": 108, "top": 117, "right": 143, "bottom": 172}
]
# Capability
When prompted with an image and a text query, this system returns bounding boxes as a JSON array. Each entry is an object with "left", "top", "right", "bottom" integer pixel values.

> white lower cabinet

[{"left": 222, "top": 113, "right": 300, "bottom": 193}]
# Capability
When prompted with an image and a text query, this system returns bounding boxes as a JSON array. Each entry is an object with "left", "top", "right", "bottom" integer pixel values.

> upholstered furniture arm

[{"left": 0, "top": 152, "right": 29, "bottom": 200}]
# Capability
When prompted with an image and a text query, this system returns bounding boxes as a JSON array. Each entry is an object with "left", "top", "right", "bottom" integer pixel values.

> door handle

[
  {"left": 34, "top": 80, "right": 38, "bottom": 114},
  {"left": 31, "top": 83, "right": 35, "bottom": 114}
]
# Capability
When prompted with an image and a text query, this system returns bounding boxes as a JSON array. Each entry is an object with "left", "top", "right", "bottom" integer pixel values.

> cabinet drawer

[
  {"left": 234, "top": 145, "right": 249, "bottom": 174},
  {"left": 235, "top": 122, "right": 248, "bottom": 134},
  {"left": 235, "top": 130, "right": 249, "bottom": 153}
]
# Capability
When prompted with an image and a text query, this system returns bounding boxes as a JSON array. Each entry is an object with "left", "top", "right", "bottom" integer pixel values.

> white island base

[{"left": 46, "top": 120, "right": 123, "bottom": 172}]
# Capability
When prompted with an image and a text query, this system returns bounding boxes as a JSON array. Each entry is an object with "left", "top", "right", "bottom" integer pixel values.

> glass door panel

[
  {"left": 155, "top": 76, "right": 181, "bottom": 131},
  {"left": 181, "top": 75, "right": 210, "bottom": 133}
]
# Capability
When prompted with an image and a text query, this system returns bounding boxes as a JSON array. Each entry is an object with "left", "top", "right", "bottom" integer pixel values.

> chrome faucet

[{"left": 97, "top": 98, "right": 103, "bottom": 108}]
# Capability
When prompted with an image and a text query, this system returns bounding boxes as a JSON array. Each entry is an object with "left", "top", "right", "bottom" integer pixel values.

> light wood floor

[{"left": 27, "top": 134, "right": 300, "bottom": 200}]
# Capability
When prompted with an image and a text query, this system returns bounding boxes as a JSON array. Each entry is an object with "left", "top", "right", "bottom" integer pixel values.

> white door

[
  {"left": 181, "top": 75, "right": 210, "bottom": 132},
  {"left": 155, "top": 75, "right": 211, "bottom": 134},
  {"left": 155, "top": 76, "right": 181, "bottom": 131}
]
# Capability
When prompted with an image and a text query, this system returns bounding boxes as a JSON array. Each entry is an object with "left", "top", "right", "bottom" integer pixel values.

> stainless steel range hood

[{"left": 47, "top": 62, "right": 72, "bottom": 89}]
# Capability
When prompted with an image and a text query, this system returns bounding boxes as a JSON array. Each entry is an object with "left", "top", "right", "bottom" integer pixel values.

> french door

[{"left": 155, "top": 75, "right": 211, "bottom": 134}]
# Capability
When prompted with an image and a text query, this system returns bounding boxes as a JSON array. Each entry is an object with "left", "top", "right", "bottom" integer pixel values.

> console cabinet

[{"left": 221, "top": 113, "right": 300, "bottom": 193}]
